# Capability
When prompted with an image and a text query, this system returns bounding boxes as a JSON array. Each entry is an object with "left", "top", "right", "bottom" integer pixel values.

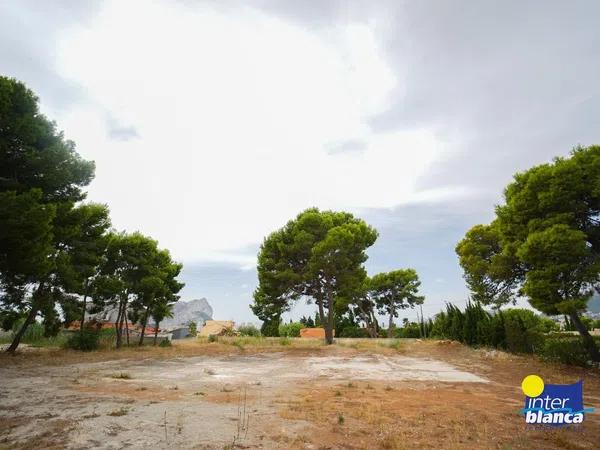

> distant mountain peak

[{"left": 161, "top": 298, "right": 213, "bottom": 328}]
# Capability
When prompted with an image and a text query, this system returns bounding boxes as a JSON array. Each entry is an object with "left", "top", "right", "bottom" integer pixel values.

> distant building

[
  {"left": 199, "top": 320, "right": 235, "bottom": 337},
  {"left": 168, "top": 327, "right": 191, "bottom": 339}
]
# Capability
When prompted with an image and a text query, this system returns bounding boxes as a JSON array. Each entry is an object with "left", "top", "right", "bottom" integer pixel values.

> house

[
  {"left": 168, "top": 327, "right": 190, "bottom": 339},
  {"left": 299, "top": 328, "right": 334, "bottom": 339},
  {"left": 199, "top": 320, "right": 235, "bottom": 337}
]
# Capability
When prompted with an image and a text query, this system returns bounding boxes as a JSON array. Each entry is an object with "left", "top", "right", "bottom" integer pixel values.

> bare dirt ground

[{"left": 0, "top": 338, "right": 599, "bottom": 449}]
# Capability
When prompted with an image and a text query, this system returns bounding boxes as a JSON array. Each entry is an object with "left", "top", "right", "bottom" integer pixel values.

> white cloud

[{"left": 49, "top": 0, "right": 455, "bottom": 264}]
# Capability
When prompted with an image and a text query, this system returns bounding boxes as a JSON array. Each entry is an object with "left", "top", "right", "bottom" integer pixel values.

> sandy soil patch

[{"left": 0, "top": 340, "right": 598, "bottom": 449}]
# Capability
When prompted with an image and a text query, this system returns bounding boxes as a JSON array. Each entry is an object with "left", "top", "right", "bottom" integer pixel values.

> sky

[{"left": 1, "top": 0, "right": 599, "bottom": 324}]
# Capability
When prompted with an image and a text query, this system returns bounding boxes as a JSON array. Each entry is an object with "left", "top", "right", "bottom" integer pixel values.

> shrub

[
  {"left": 208, "top": 334, "right": 218, "bottom": 343},
  {"left": 98, "top": 328, "right": 117, "bottom": 348},
  {"left": 538, "top": 317, "right": 560, "bottom": 333},
  {"left": 12, "top": 319, "right": 45, "bottom": 342},
  {"left": 159, "top": 338, "right": 172, "bottom": 347},
  {"left": 339, "top": 326, "right": 369, "bottom": 338},
  {"left": 221, "top": 327, "right": 239, "bottom": 337},
  {"left": 237, "top": 323, "right": 261, "bottom": 337},
  {"left": 278, "top": 322, "right": 305, "bottom": 337},
  {"left": 580, "top": 316, "right": 593, "bottom": 331},
  {"left": 503, "top": 309, "right": 544, "bottom": 354},
  {"left": 538, "top": 336, "right": 592, "bottom": 367},
  {"left": 394, "top": 322, "right": 421, "bottom": 338},
  {"left": 64, "top": 329, "right": 100, "bottom": 351},
  {"left": 278, "top": 336, "right": 292, "bottom": 345},
  {"left": 260, "top": 319, "right": 280, "bottom": 337}
]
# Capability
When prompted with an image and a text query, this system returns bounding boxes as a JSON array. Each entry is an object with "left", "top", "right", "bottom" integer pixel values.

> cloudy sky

[{"left": 2, "top": 1, "right": 599, "bottom": 323}]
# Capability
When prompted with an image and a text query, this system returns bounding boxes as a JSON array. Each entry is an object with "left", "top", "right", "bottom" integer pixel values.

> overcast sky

[{"left": 2, "top": 1, "right": 599, "bottom": 323}]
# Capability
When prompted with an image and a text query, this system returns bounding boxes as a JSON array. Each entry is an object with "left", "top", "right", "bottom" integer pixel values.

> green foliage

[
  {"left": 538, "top": 317, "right": 560, "bottom": 333},
  {"left": 207, "top": 334, "right": 218, "bottom": 343},
  {"left": 456, "top": 145, "right": 600, "bottom": 361},
  {"left": 158, "top": 338, "right": 172, "bottom": 347},
  {"left": 394, "top": 322, "right": 421, "bottom": 338},
  {"left": 455, "top": 224, "right": 518, "bottom": 308},
  {"left": 539, "top": 336, "right": 599, "bottom": 367},
  {"left": 252, "top": 208, "right": 378, "bottom": 343},
  {"left": 503, "top": 314, "right": 541, "bottom": 353},
  {"left": 278, "top": 322, "right": 305, "bottom": 337},
  {"left": 579, "top": 316, "right": 593, "bottom": 331},
  {"left": 0, "top": 189, "right": 56, "bottom": 284},
  {"left": 0, "top": 76, "right": 95, "bottom": 202},
  {"left": 92, "top": 232, "right": 183, "bottom": 347},
  {"left": 369, "top": 270, "right": 424, "bottom": 318},
  {"left": 0, "top": 309, "right": 25, "bottom": 331},
  {"left": 64, "top": 329, "right": 100, "bottom": 351},
  {"left": 12, "top": 318, "right": 44, "bottom": 342},
  {"left": 299, "top": 315, "right": 315, "bottom": 327},
  {"left": 278, "top": 336, "right": 292, "bottom": 345},
  {"left": 339, "top": 326, "right": 370, "bottom": 338},
  {"left": 260, "top": 318, "right": 280, "bottom": 337},
  {"left": 0, "top": 76, "right": 184, "bottom": 353},
  {"left": 0, "top": 77, "right": 106, "bottom": 353},
  {"left": 430, "top": 303, "right": 550, "bottom": 354},
  {"left": 188, "top": 321, "right": 197, "bottom": 337},
  {"left": 237, "top": 323, "right": 261, "bottom": 337}
]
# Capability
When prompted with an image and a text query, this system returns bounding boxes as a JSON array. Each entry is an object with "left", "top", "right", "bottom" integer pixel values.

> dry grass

[
  {"left": 2, "top": 338, "right": 599, "bottom": 449},
  {"left": 268, "top": 341, "right": 600, "bottom": 450},
  {"left": 0, "top": 336, "right": 408, "bottom": 370},
  {"left": 107, "top": 407, "right": 129, "bottom": 417}
]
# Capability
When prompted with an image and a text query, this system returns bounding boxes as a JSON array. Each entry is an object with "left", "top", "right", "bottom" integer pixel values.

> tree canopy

[
  {"left": 456, "top": 145, "right": 600, "bottom": 361},
  {"left": 368, "top": 269, "right": 424, "bottom": 338},
  {"left": 0, "top": 76, "right": 184, "bottom": 352},
  {"left": 252, "top": 208, "right": 378, "bottom": 344}
]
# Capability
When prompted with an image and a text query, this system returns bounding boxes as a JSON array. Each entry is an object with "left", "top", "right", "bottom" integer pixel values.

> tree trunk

[
  {"left": 124, "top": 311, "right": 130, "bottom": 346},
  {"left": 115, "top": 299, "right": 125, "bottom": 349},
  {"left": 139, "top": 307, "right": 149, "bottom": 346},
  {"left": 79, "top": 292, "right": 88, "bottom": 333},
  {"left": 371, "top": 311, "right": 379, "bottom": 338},
  {"left": 118, "top": 308, "right": 126, "bottom": 347},
  {"left": 6, "top": 305, "right": 38, "bottom": 354},
  {"left": 316, "top": 296, "right": 332, "bottom": 344},
  {"left": 387, "top": 310, "right": 394, "bottom": 338},
  {"left": 569, "top": 311, "right": 600, "bottom": 362},
  {"left": 324, "top": 297, "right": 335, "bottom": 345},
  {"left": 154, "top": 321, "right": 160, "bottom": 346}
]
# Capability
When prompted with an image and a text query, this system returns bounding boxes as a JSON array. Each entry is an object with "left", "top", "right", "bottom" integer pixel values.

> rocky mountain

[
  {"left": 83, "top": 298, "right": 213, "bottom": 329},
  {"left": 161, "top": 298, "right": 213, "bottom": 329}
]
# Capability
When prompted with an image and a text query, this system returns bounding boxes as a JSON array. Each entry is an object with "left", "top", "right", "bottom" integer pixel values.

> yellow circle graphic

[{"left": 522, "top": 375, "right": 544, "bottom": 397}]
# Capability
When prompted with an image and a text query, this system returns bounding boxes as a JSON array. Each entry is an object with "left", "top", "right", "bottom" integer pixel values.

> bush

[
  {"left": 260, "top": 319, "right": 280, "bottom": 337},
  {"left": 538, "top": 317, "right": 560, "bottom": 333},
  {"left": 339, "top": 326, "right": 369, "bottom": 338},
  {"left": 502, "top": 309, "right": 544, "bottom": 354},
  {"left": 237, "top": 323, "right": 261, "bottom": 337},
  {"left": 159, "top": 338, "right": 172, "bottom": 347},
  {"left": 278, "top": 336, "right": 292, "bottom": 345},
  {"left": 394, "top": 322, "right": 421, "bottom": 338},
  {"left": 278, "top": 322, "right": 305, "bottom": 337},
  {"left": 538, "top": 336, "right": 592, "bottom": 367},
  {"left": 12, "top": 319, "right": 45, "bottom": 342},
  {"left": 64, "top": 329, "right": 100, "bottom": 351},
  {"left": 98, "top": 328, "right": 117, "bottom": 348},
  {"left": 208, "top": 334, "right": 218, "bottom": 343}
]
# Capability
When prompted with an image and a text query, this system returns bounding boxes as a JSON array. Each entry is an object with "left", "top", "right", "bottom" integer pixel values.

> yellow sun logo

[{"left": 522, "top": 375, "right": 545, "bottom": 398}]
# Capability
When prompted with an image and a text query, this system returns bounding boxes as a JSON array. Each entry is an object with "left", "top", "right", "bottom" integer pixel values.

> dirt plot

[{"left": 0, "top": 339, "right": 599, "bottom": 449}]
